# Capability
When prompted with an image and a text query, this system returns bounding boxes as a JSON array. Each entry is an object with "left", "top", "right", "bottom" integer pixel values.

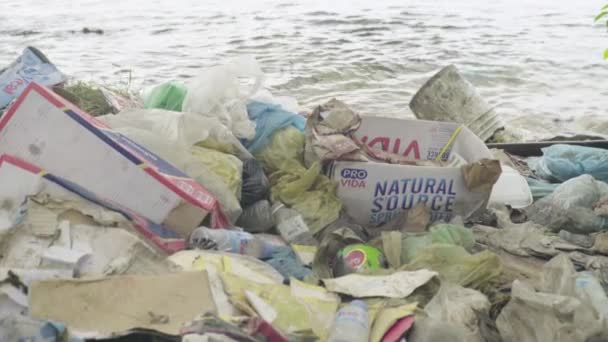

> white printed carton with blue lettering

[{"left": 326, "top": 117, "right": 496, "bottom": 226}]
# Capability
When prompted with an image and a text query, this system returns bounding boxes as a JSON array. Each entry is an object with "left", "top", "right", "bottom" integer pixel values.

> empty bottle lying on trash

[
  {"left": 328, "top": 300, "right": 369, "bottom": 342},
  {"left": 271, "top": 202, "right": 317, "bottom": 245},
  {"left": 188, "top": 227, "right": 276, "bottom": 259}
]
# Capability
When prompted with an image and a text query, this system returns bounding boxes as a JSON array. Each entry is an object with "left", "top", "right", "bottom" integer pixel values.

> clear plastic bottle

[
  {"left": 328, "top": 300, "right": 369, "bottom": 342},
  {"left": 188, "top": 227, "right": 275, "bottom": 259},
  {"left": 271, "top": 202, "right": 317, "bottom": 245}
]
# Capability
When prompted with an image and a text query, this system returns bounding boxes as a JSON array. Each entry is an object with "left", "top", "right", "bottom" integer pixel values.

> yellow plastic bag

[{"left": 191, "top": 146, "right": 242, "bottom": 197}]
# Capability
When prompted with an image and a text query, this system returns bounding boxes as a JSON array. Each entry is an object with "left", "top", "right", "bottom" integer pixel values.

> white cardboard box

[
  {"left": 0, "top": 82, "right": 228, "bottom": 236},
  {"left": 326, "top": 117, "right": 529, "bottom": 226}
]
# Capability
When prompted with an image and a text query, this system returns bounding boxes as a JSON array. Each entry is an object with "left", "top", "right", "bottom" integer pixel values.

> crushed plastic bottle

[
  {"left": 188, "top": 227, "right": 275, "bottom": 259},
  {"left": 328, "top": 300, "right": 369, "bottom": 342},
  {"left": 271, "top": 202, "right": 317, "bottom": 245}
]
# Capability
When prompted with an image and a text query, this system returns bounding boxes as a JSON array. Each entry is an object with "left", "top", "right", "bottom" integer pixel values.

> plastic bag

[
  {"left": 191, "top": 146, "right": 242, "bottom": 198},
  {"left": 236, "top": 200, "right": 274, "bottom": 233},
  {"left": 527, "top": 177, "right": 559, "bottom": 201},
  {"left": 182, "top": 56, "right": 263, "bottom": 140},
  {"left": 245, "top": 101, "right": 306, "bottom": 153},
  {"left": 399, "top": 224, "right": 475, "bottom": 265},
  {"left": 526, "top": 174, "right": 608, "bottom": 234},
  {"left": 529, "top": 144, "right": 608, "bottom": 183},
  {"left": 402, "top": 244, "right": 502, "bottom": 291},
  {"left": 241, "top": 159, "right": 269, "bottom": 207},
  {"left": 143, "top": 80, "right": 187, "bottom": 111},
  {"left": 256, "top": 127, "right": 342, "bottom": 233},
  {"left": 0, "top": 47, "right": 65, "bottom": 108}
]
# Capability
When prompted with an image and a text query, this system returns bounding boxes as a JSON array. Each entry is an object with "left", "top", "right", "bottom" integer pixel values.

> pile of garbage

[{"left": 0, "top": 46, "right": 608, "bottom": 342}]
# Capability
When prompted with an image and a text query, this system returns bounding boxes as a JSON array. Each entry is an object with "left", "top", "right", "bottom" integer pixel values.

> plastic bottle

[
  {"left": 188, "top": 227, "right": 275, "bottom": 259},
  {"left": 271, "top": 202, "right": 317, "bottom": 245},
  {"left": 328, "top": 300, "right": 369, "bottom": 342},
  {"left": 575, "top": 271, "right": 608, "bottom": 318}
]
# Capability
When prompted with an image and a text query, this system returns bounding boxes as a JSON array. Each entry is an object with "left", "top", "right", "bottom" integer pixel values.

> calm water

[{"left": 1, "top": 0, "right": 607, "bottom": 132}]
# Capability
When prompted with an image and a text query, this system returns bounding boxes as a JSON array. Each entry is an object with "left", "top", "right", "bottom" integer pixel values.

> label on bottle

[{"left": 277, "top": 215, "right": 309, "bottom": 243}]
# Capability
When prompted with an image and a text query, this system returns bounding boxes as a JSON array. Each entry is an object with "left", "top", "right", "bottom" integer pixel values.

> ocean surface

[{"left": 1, "top": 0, "right": 607, "bottom": 136}]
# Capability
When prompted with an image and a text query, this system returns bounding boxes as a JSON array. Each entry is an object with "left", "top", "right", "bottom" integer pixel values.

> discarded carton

[
  {"left": 327, "top": 117, "right": 527, "bottom": 226},
  {"left": 29, "top": 271, "right": 217, "bottom": 337},
  {"left": 0, "top": 82, "right": 228, "bottom": 236},
  {"left": 0, "top": 154, "right": 184, "bottom": 253}
]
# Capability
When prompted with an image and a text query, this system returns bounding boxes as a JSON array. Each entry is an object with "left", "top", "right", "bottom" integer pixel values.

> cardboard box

[
  {"left": 0, "top": 154, "right": 185, "bottom": 253},
  {"left": 326, "top": 117, "right": 499, "bottom": 226},
  {"left": 0, "top": 82, "right": 228, "bottom": 236}
]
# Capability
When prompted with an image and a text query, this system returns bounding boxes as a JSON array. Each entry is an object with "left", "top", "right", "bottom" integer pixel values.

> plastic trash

[
  {"left": 188, "top": 227, "right": 276, "bottom": 259},
  {"left": 143, "top": 80, "right": 187, "bottom": 111},
  {"left": 245, "top": 100, "right": 306, "bottom": 153},
  {"left": 402, "top": 244, "right": 502, "bottom": 291},
  {"left": 527, "top": 175, "right": 608, "bottom": 234},
  {"left": 241, "top": 158, "right": 270, "bottom": 207},
  {"left": 255, "top": 126, "right": 305, "bottom": 172},
  {"left": 529, "top": 144, "right": 608, "bottom": 183},
  {"left": 264, "top": 246, "right": 313, "bottom": 281},
  {"left": 0, "top": 47, "right": 65, "bottom": 108},
  {"left": 272, "top": 202, "right": 317, "bottom": 245},
  {"left": 527, "top": 177, "right": 559, "bottom": 201},
  {"left": 333, "top": 244, "right": 386, "bottom": 277},
  {"left": 399, "top": 224, "right": 476, "bottom": 265},
  {"left": 323, "top": 269, "right": 438, "bottom": 298},
  {"left": 409, "top": 64, "right": 503, "bottom": 141},
  {"left": 575, "top": 271, "right": 608, "bottom": 319},
  {"left": 236, "top": 200, "right": 274, "bottom": 233},
  {"left": 182, "top": 56, "right": 263, "bottom": 139},
  {"left": 191, "top": 146, "right": 243, "bottom": 198},
  {"left": 328, "top": 300, "right": 370, "bottom": 342}
]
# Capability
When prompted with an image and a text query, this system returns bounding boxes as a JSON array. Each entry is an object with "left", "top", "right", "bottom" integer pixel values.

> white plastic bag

[{"left": 182, "top": 56, "right": 264, "bottom": 140}]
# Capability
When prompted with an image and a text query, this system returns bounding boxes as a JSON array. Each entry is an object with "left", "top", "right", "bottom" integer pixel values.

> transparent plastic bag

[
  {"left": 143, "top": 80, "right": 187, "bottom": 112},
  {"left": 182, "top": 56, "right": 263, "bottom": 140}
]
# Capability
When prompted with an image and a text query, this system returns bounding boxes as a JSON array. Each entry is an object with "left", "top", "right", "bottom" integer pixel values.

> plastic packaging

[
  {"left": 328, "top": 300, "right": 370, "bottom": 342},
  {"left": 333, "top": 244, "right": 386, "bottom": 277},
  {"left": 271, "top": 202, "right": 317, "bottom": 245},
  {"left": 0, "top": 47, "right": 65, "bottom": 108},
  {"left": 527, "top": 177, "right": 559, "bottom": 201},
  {"left": 143, "top": 80, "right": 187, "bottom": 112},
  {"left": 188, "top": 227, "right": 275, "bottom": 259},
  {"left": 529, "top": 144, "right": 608, "bottom": 183},
  {"left": 241, "top": 158, "right": 269, "bottom": 207},
  {"left": 245, "top": 100, "right": 306, "bottom": 153},
  {"left": 236, "top": 200, "right": 274, "bottom": 233},
  {"left": 399, "top": 224, "right": 475, "bottom": 264},
  {"left": 575, "top": 272, "right": 608, "bottom": 319},
  {"left": 264, "top": 246, "right": 313, "bottom": 281},
  {"left": 182, "top": 56, "right": 263, "bottom": 139},
  {"left": 526, "top": 175, "right": 608, "bottom": 234}
]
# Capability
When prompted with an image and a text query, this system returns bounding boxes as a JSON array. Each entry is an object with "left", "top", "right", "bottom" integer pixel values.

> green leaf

[
  {"left": 595, "top": 11, "right": 608, "bottom": 22},
  {"left": 603, "top": 49, "right": 608, "bottom": 59}
]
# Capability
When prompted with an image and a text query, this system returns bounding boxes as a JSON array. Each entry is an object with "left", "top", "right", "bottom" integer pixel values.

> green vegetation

[{"left": 595, "top": 4, "right": 608, "bottom": 58}]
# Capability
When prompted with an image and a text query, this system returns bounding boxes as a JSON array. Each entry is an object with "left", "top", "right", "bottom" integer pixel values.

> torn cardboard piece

[
  {"left": 322, "top": 269, "right": 438, "bottom": 298},
  {"left": 0, "top": 82, "right": 228, "bottom": 238},
  {"left": 30, "top": 271, "right": 217, "bottom": 337}
]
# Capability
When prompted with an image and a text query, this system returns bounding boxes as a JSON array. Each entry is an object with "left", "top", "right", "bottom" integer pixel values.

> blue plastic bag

[
  {"left": 0, "top": 47, "right": 65, "bottom": 108},
  {"left": 245, "top": 101, "right": 306, "bottom": 153},
  {"left": 529, "top": 144, "right": 608, "bottom": 183},
  {"left": 527, "top": 177, "right": 559, "bottom": 201}
]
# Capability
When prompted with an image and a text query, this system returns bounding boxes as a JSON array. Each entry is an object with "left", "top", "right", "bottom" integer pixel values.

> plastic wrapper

[
  {"left": 220, "top": 274, "right": 340, "bottom": 340},
  {"left": 236, "top": 200, "right": 274, "bottom": 233},
  {"left": 527, "top": 177, "right": 559, "bottom": 201},
  {"left": 526, "top": 174, "right": 608, "bottom": 234},
  {"left": 402, "top": 244, "right": 502, "bottom": 291},
  {"left": 191, "top": 146, "right": 242, "bottom": 198},
  {"left": 245, "top": 100, "right": 306, "bottom": 153},
  {"left": 264, "top": 246, "right": 313, "bottom": 281},
  {"left": 256, "top": 127, "right": 342, "bottom": 233},
  {"left": 241, "top": 159, "right": 269, "bottom": 207},
  {"left": 529, "top": 144, "right": 608, "bottom": 183},
  {"left": 182, "top": 56, "right": 263, "bottom": 140},
  {"left": 143, "top": 80, "right": 187, "bottom": 112}
]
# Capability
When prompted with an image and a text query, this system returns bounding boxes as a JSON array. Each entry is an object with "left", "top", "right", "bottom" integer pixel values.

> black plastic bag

[{"left": 241, "top": 158, "right": 269, "bottom": 207}]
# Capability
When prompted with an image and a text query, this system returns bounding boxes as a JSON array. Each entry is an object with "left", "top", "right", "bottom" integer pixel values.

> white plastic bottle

[
  {"left": 328, "top": 300, "right": 369, "bottom": 342},
  {"left": 271, "top": 203, "right": 317, "bottom": 245},
  {"left": 188, "top": 227, "right": 274, "bottom": 259}
]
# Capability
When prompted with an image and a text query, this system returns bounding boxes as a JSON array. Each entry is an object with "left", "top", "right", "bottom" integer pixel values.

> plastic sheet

[
  {"left": 182, "top": 56, "right": 263, "bottom": 140},
  {"left": 398, "top": 224, "right": 475, "bottom": 265},
  {"left": 240, "top": 159, "right": 269, "bottom": 207},
  {"left": 527, "top": 175, "right": 608, "bottom": 234},
  {"left": 529, "top": 144, "right": 608, "bottom": 183},
  {"left": 245, "top": 100, "right": 306, "bottom": 153},
  {"left": 143, "top": 80, "right": 187, "bottom": 112}
]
